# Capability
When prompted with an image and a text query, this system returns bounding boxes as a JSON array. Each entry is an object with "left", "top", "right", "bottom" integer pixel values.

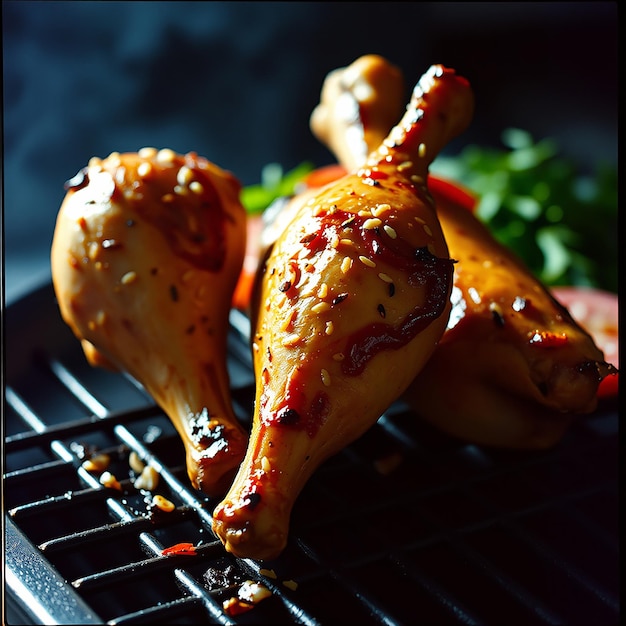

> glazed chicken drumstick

[
  {"left": 212, "top": 65, "right": 474, "bottom": 560},
  {"left": 306, "top": 54, "right": 617, "bottom": 449},
  {"left": 51, "top": 148, "right": 249, "bottom": 496}
]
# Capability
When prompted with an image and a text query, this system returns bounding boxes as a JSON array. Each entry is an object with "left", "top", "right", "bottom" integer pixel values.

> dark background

[{"left": 2, "top": 1, "right": 618, "bottom": 304}]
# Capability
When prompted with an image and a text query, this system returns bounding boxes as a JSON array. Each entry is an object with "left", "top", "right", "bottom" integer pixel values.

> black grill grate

[{"left": 4, "top": 283, "right": 619, "bottom": 625}]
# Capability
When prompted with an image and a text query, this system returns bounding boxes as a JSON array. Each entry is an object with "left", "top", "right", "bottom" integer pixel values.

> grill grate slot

[{"left": 4, "top": 283, "right": 619, "bottom": 625}]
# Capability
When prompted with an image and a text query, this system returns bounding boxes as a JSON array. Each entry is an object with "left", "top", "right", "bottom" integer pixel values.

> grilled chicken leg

[
  {"left": 51, "top": 148, "right": 249, "bottom": 495},
  {"left": 212, "top": 65, "right": 474, "bottom": 560},
  {"left": 306, "top": 54, "right": 617, "bottom": 449}
]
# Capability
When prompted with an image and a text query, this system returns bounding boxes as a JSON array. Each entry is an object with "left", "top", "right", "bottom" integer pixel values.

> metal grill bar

[{"left": 4, "top": 283, "right": 619, "bottom": 625}]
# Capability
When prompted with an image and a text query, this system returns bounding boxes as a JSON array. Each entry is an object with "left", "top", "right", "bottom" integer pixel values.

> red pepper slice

[{"left": 161, "top": 542, "right": 197, "bottom": 556}]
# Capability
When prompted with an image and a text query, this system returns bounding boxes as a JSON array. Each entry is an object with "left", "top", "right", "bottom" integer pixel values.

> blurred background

[{"left": 2, "top": 1, "right": 618, "bottom": 304}]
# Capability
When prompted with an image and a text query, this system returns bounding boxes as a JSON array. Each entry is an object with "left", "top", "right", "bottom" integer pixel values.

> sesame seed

[
  {"left": 321, "top": 369, "right": 331, "bottom": 386},
  {"left": 341, "top": 256, "right": 353, "bottom": 273},
  {"left": 107, "top": 152, "right": 121, "bottom": 167},
  {"left": 134, "top": 465, "right": 160, "bottom": 491},
  {"left": 152, "top": 494, "right": 175, "bottom": 512},
  {"left": 332, "top": 352, "right": 345, "bottom": 361},
  {"left": 137, "top": 161, "right": 152, "bottom": 177},
  {"left": 359, "top": 255, "right": 376, "bottom": 268},
  {"left": 138, "top": 147, "right": 157, "bottom": 158},
  {"left": 341, "top": 216, "right": 356, "bottom": 228},
  {"left": 423, "top": 224, "right": 433, "bottom": 236},
  {"left": 317, "top": 283, "right": 328, "bottom": 299},
  {"left": 177, "top": 166, "right": 193, "bottom": 186},
  {"left": 261, "top": 456, "right": 271, "bottom": 472},
  {"left": 325, "top": 321, "right": 334, "bottom": 335},
  {"left": 156, "top": 148, "right": 176, "bottom": 163},
  {"left": 427, "top": 243, "right": 436, "bottom": 255},
  {"left": 129, "top": 451, "right": 145, "bottom": 473},
  {"left": 279, "top": 308, "right": 296, "bottom": 332},
  {"left": 330, "top": 233, "right": 340, "bottom": 248},
  {"left": 411, "top": 174, "right": 425, "bottom": 185},
  {"left": 260, "top": 568, "right": 277, "bottom": 579},
  {"left": 363, "top": 217, "right": 382, "bottom": 229},
  {"left": 371, "top": 203, "right": 391, "bottom": 217},
  {"left": 339, "top": 238, "right": 353, "bottom": 246},
  {"left": 418, "top": 143, "right": 427, "bottom": 158},
  {"left": 397, "top": 160, "right": 413, "bottom": 171},
  {"left": 311, "top": 301, "right": 331, "bottom": 314},
  {"left": 189, "top": 181, "right": 204, "bottom": 194},
  {"left": 99, "top": 471, "right": 122, "bottom": 491},
  {"left": 358, "top": 210, "right": 371, "bottom": 217},
  {"left": 283, "top": 580, "right": 299, "bottom": 591},
  {"left": 96, "top": 310, "right": 107, "bottom": 326},
  {"left": 123, "top": 189, "right": 137, "bottom": 200},
  {"left": 121, "top": 271, "right": 138, "bottom": 285},
  {"left": 174, "top": 184, "right": 188, "bottom": 196},
  {"left": 182, "top": 269, "right": 195, "bottom": 282},
  {"left": 88, "top": 241, "right": 99, "bottom": 260},
  {"left": 282, "top": 333, "right": 301, "bottom": 347},
  {"left": 414, "top": 215, "right": 426, "bottom": 224},
  {"left": 81, "top": 453, "right": 110, "bottom": 472},
  {"left": 378, "top": 272, "right": 393, "bottom": 283},
  {"left": 383, "top": 224, "right": 397, "bottom": 239}
]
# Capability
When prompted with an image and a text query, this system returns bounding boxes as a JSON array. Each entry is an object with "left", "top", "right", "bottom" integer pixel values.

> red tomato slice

[
  {"left": 302, "top": 163, "right": 347, "bottom": 188},
  {"left": 428, "top": 174, "right": 477, "bottom": 212},
  {"left": 551, "top": 286, "right": 619, "bottom": 398},
  {"left": 232, "top": 213, "right": 264, "bottom": 311}
]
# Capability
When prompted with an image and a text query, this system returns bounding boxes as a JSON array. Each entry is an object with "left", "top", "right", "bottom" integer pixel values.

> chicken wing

[
  {"left": 306, "top": 54, "right": 617, "bottom": 449},
  {"left": 212, "top": 65, "right": 474, "bottom": 560},
  {"left": 51, "top": 148, "right": 249, "bottom": 495}
]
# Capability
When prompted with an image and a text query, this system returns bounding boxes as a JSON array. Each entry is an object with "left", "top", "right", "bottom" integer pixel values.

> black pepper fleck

[
  {"left": 244, "top": 493, "right": 262, "bottom": 510},
  {"left": 388, "top": 283, "right": 395, "bottom": 297},
  {"left": 492, "top": 309, "right": 505, "bottom": 327},
  {"left": 170, "top": 285, "right": 179, "bottom": 302},
  {"left": 332, "top": 293, "right": 349, "bottom": 306},
  {"left": 277, "top": 407, "right": 300, "bottom": 425},
  {"left": 377, "top": 304, "right": 386, "bottom": 318}
]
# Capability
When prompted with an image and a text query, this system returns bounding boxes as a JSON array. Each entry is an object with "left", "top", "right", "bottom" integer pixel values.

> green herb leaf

[{"left": 431, "top": 129, "right": 617, "bottom": 292}]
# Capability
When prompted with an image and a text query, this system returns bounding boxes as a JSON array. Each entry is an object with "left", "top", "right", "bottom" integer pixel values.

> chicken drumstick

[
  {"left": 51, "top": 148, "right": 249, "bottom": 496},
  {"left": 307, "top": 54, "right": 617, "bottom": 449},
  {"left": 212, "top": 65, "right": 474, "bottom": 560}
]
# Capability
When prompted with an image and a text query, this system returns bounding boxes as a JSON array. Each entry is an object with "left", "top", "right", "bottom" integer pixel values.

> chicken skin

[
  {"left": 51, "top": 148, "right": 249, "bottom": 496},
  {"left": 304, "top": 54, "right": 617, "bottom": 449},
  {"left": 212, "top": 65, "right": 474, "bottom": 560}
]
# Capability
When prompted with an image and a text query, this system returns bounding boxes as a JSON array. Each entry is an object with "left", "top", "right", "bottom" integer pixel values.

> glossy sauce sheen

[
  {"left": 258, "top": 177, "right": 454, "bottom": 435},
  {"left": 66, "top": 152, "right": 233, "bottom": 272}
]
